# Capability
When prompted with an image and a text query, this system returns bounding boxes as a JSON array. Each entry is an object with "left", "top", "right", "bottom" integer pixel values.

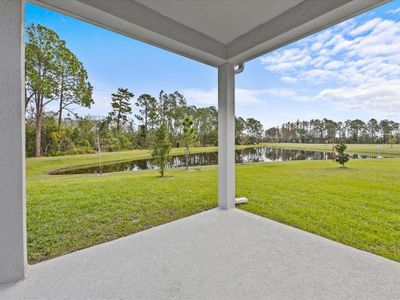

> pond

[{"left": 50, "top": 147, "right": 380, "bottom": 175}]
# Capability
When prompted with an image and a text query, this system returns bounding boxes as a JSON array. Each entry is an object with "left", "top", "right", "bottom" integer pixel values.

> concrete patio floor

[{"left": 1, "top": 208, "right": 399, "bottom": 299}]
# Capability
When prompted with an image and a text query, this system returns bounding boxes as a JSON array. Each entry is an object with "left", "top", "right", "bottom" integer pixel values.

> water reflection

[{"left": 51, "top": 147, "right": 379, "bottom": 175}]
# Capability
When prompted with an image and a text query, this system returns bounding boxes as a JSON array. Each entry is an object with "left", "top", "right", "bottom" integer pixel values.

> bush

[{"left": 335, "top": 140, "right": 350, "bottom": 168}]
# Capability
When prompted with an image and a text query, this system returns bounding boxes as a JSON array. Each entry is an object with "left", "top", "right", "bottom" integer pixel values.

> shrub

[{"left": 335, "top": 140, "right": 350, "bottom": 168}]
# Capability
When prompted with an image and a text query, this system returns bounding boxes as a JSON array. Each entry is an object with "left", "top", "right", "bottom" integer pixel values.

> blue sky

[{"left": 26, "top": 1, "right": 400, "bottom": 128}]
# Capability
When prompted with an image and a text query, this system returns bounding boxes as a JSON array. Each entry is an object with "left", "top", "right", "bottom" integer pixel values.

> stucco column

[
  {"left": 218, "top": 63, "right": 235, "bottom": 209},
  {"left": 0, "top": 0, "right": 28, "bottom": 283}
]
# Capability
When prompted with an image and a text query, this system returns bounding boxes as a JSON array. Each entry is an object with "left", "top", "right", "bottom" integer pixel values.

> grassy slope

[{"left": 27, "top": 144, "right": 400, "bottom": 263}]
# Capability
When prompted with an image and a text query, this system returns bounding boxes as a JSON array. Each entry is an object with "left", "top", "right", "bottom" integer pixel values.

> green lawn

[
  {"left": 27, "top": 144, "right": 400, "bottom": 263},
  {"left": 237, "top": 159, "right": 400, "bottom": 262},
  {"left": 263, "top": 142, "right": 400, "bottom": 157}
]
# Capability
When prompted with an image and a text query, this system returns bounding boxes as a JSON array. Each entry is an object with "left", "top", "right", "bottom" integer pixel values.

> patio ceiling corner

[{"left": 30, "top": 0, "right": 389, "bottom": 67}]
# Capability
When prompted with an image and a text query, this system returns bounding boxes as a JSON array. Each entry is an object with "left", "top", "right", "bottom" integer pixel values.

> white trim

[
  {"left": 0, "top": 0, "right": 28, "bottom": 284},
  {"left": 30, "top": 0, "right": 388, "bottom": 67},
  {"left": 29, "top": 0, "right": 226, "bottom": 66},
  {"left": 218, "top": 63, "right": 235, "bottom": 210}
]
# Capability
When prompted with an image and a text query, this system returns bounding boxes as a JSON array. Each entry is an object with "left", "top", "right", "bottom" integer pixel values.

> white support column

[
  {"left": 0, "top": 0, "right": 28, "bottom": 283},
  {"left": 218, "top": 63, "right": 235, "bottom": 209}
]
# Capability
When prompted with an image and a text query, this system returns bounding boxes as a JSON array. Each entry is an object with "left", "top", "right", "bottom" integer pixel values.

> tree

[
  {"left": 246, "top": 118, "right": 263, "bottom": 143},
  {"left": 54, "top": 46, "right": 93, "bottom": 129},
  {"left": 26, "top": 113, "right": 58, "bottom": 157},
  {"left": 108, "top": 88, "right": 134, "bottom": 132},
  {"left": 349, "top": 119, "right": 366, "bottom": 143},
  {"left": 367, "top": 118, "right": 380, "bottom": 143},
  {"left": 151, "top": 123, "right": 171, "bottom": 177},
  {"left": 25, "top": 24, "right": 62, "bottom": 157},
  {"left": 335, "top": 140, "right": 350, "bottom": 168},
  {"left": 265, "top": 127, "right": 280, "bottom": 142},
  {"left": 181, "top": 115, "right": 197, "bottom": 170},
  {"left": 135, "top": 94, "right": 157, "bottom": 145},
  {"left": 388, "top": 136, "right": 397, "bottom": 149},
  {"left": 235, "top": 117, "right": 247, "bottom": 144},
  {"left": 155, "top": 91, "right": 188, "bottom": 146},
  {"left": 25, "top": 24, "right": 94, "bottom": 156},
  {"left": 195, "top": 106, "right": 218, "bottom": 146},
  {"left": 170, "top": 91, "right": 188, "bottom": 146},
  {"left": 380, "top": 119, "right": 396, "bottom": 144},
  {"left": 323, "top": 118, "right": 338, "bottom": 143}
]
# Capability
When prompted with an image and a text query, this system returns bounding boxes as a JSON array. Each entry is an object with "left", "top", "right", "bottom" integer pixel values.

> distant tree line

[
  {"left": 25, "top": 86, "right": 266, "bottom": 157},
  {"left": 265, "top": 118, "right": 399, "bottom": 145}
]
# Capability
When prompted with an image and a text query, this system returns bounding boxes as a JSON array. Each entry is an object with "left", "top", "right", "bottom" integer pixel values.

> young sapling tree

[
  {"left": 335, "top": 140, "right": 350, "bottom": 168},
  {"left": 181, "top": 115, "right": 197, "bottom": 170},
  {"left": 151, "top": 123, "right": 172, "bottom": 177}
]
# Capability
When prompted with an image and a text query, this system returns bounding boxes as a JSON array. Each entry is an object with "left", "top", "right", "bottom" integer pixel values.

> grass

[
  {"left": 263, "top": 143, "right": 400, "bottom": 157},
  {"left": 26, "top": 144, "right": 400, "bottom": 263},
  {"left": 27, "top": 167, "right": 218, "bottom": 263},
  {"left": 237, "top": 159, "right": 400, "bottom": 262}
]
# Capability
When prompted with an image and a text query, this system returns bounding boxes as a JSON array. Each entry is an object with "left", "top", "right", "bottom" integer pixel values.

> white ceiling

[
  {"left": 32, "top": 0, "right": 389, "bottom": 66},
  {"left": 135, "top": 0, "right": 303, "bottom": 44}
]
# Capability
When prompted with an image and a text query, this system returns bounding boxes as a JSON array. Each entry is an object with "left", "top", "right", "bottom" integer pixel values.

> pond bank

[{"left": 50, "top": 147, "right": 380, "bottom": 175}]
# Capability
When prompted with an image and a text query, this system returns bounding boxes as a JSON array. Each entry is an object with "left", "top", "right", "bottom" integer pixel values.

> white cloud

[
  {"left": 183, "top": 88, "right": 217, "bottom": 106},
  {"left": 261, "top": 16, "right": 400, "bottom": 85},
  {"left": 349, "top": 18, "right": 381, "bottom": 36},
  {"left": 388, "top": 7, "right": 400, "bottom": 14},
  {"left": 235, "top": 89, "right": 267, "bottom": 106},
  {"left": 315, "top": 79, "right": 400, "bottom": 117},
  {"left": 260, "top": 13, "right": 400, "bottom": 116},
  {"left": 280, "top": 76, "right": 297, "bottom": 83},
  {"left": 183, "top": 87, "right": 315, "bottom": 108},
  {"left": 91, "top": 90, "right": 113, "bottom": 112},
  {"left": 263, "top": 88, "right": 312, "bottom": 102},
  {"left": 260, "top": 48, "right": 312, "bottom": 72},
  {"left": 183, "top": 88, "right": 266, "bottom": 107},
  {"left": 324, "top": 61, "right": 345, "bottom": 70}
]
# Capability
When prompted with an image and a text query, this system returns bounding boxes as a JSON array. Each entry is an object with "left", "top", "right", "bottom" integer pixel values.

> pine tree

[
  {"left": 108, "top": 88, "right": 134, "bottom": 132},
  {"left": 335, "top": 140, "right": 350, "bottom": 168},
  {"left": 135, "top": 94, "right": 157, "bottom": 145},
  {"left": 25, "top": 24, "right": 92, "bottom": 156}
]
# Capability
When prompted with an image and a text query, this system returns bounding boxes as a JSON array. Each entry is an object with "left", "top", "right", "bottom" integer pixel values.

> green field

[
  {"left": 264, "top": 142, "right": 400, "bottom": 157},
  {"left": 27, "top": 144, "right": 400, "bottom": 263}
]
